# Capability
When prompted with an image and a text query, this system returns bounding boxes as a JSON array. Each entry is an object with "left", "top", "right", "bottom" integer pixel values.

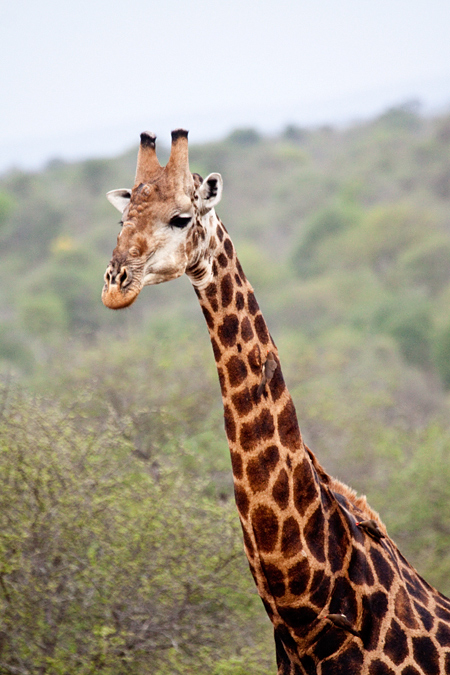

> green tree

[
  {"left": 372, "top": 424, "right": 450, "bottom": 596},
  {"left": 432, "top": 318, "right": 450, "bottom": 388}
]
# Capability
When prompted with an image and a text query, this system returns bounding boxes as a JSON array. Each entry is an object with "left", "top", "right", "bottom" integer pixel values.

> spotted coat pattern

[{"left": 193, "top": 223, "right": 450, "bottom": 675}]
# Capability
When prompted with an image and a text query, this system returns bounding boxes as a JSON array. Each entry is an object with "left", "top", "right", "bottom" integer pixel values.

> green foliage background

[{"left": 0, "top": 103, "right": 450, "bottom": 672}]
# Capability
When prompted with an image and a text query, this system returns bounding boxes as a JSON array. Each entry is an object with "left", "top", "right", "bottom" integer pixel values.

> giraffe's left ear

[
  {"left": 106, "top": 189, "right": 132, "bottom": 213},
  {"left": 198, "top": 173, "right": 223, "bottom": 211}
]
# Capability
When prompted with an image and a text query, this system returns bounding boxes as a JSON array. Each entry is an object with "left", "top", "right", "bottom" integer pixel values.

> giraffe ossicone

[{"left": 102, "top": 129, "right": 450, "bottom": 674}]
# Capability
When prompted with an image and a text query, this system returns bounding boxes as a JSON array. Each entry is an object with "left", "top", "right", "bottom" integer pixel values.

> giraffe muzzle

[{"left": 102, "top": 264, "right": 141, "bottom": 309}]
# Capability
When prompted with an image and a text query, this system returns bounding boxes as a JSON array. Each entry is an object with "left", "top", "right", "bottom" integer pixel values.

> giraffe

[{"left": 101, "top": 129, "right": 450, "bottom": 674}]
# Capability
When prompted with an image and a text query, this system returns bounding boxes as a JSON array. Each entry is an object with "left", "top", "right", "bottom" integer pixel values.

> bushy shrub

[{"left": 0, "top": 387, "right": 273, "bottom": 674}]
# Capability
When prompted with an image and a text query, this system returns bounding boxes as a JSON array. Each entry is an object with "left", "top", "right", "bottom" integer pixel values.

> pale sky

[{"left": 1, "top": 0, "right": 450, "bottom": 171}]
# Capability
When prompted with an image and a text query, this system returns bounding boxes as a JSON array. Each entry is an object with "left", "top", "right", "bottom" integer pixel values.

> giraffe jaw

[{"left": 142, "top": 268, "right": 185, "bottom": 286}]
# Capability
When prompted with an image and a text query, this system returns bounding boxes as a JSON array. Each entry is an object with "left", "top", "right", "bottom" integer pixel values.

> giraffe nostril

[{"left": 119, "top": 268, "right": 129, "bottom": 288}]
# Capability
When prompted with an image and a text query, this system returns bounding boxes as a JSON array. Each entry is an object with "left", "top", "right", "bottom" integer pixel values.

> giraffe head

[{"left": 102, "top": 129, "right": 223, "bottom": 309}]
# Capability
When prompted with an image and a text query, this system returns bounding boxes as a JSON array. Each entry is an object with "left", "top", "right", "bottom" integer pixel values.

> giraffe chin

[{"left": 101, "top": 285, "right": 141, "bottom": 310}]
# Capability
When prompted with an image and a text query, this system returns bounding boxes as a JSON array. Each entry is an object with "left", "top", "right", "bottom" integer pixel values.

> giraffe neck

[
  {"left": 189, "top": 218, "right": 346, "bottom": 627},
  {"left": 191, "top": 218, "right": 306, "bottom": 482},
  {"left": 188, "top": 218, "right": 450, "bottom": 672}
]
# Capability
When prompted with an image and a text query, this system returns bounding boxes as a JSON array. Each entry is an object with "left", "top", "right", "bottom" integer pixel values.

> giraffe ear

[
  {"left": 106, "top": 189, "right": 132, "bottom": 213},
  {"left": 198, "top": 173, "right": 223, "bottom": 211}
]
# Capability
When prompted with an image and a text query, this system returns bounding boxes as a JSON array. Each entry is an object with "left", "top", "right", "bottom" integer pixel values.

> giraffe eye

[{"left": 169, "top": 215, "right": 191, "bottom": 229}]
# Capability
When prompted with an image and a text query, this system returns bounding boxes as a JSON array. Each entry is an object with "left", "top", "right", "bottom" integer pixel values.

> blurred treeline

[{"left": 1, "top": 102, "right": 450, "bottom": 673}]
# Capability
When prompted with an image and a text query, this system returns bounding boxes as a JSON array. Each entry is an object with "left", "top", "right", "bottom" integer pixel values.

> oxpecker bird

[
  {"left": 326, "top": 613, "right": 360, "bottom": 638},
  {"left": 356, "top": 519, "right": 385, "bottom": 541},
  {"left": 257, "top": 351, "right": 278, "bottom": 396}
]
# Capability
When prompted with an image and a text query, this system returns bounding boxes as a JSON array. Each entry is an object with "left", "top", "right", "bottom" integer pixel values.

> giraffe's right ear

[
  {"left": 106, "top": 189, "right": 132, "bottom": 213},
  {"left": 198, "top": 173, "right": 223, "bottom": 211}
]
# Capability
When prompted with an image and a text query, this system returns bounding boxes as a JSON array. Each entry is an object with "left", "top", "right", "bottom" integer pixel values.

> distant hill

[{"left": 1, "top": 103, "right": 450, "bottom": 387}]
